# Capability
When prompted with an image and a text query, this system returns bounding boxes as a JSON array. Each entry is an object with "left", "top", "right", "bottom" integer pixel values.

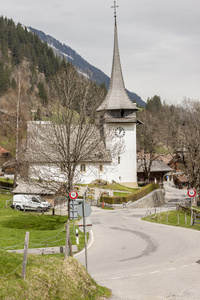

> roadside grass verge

[
  {"left": 0, "top": 178, "right": 14, "bottom": 184},
  {"left": 0, "top": 254, "right": 111, "bottom": 300},
  {"left": 0, "top": 193, "right": 85, "bottom": 251},
  {"left": 101, "top": 206, "right": 114, "bottom": 210},
  {"left": 142, "top": 210, "right": 200, "bottom": 230}
]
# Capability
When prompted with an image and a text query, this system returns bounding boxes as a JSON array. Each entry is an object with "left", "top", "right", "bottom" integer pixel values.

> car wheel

[
  {"left": 16, "top": 205, "right": 21, "bottom": 211},
  {"left": 37, "top": 207, "right": 43, "bottom": 212}
]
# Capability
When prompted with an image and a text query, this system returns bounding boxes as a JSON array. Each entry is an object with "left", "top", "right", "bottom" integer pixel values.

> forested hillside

[
  {"left": 0, "top": 17, "right": 68, "bottom": 95},
  {"left": 0, "top": 16, "right": 107, "bottom": 154}
]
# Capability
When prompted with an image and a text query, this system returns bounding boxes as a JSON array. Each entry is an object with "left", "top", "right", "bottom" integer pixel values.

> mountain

[{"left": 28, "top": 27, "right": 146, "bottom": 107}]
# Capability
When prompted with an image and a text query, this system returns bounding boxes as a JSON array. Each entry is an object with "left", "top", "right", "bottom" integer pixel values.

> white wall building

[{"left": 26, "top": 11, "right": 139, "bottom": 188}]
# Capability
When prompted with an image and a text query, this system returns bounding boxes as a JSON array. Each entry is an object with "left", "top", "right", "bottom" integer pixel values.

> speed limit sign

[
  {"left": 69, "top": 191, "right": 78, "bottom": 200},
  {"left": 187, "top": 188, "right": 196, "bottom": 197}
]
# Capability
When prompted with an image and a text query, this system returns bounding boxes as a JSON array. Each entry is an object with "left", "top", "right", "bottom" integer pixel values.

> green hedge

[
  {"left": 100, "top": 183, "right": 160, "bottom": 204},
  {"left": 0, "top": 181, "right": 13, "bottom": 188}
]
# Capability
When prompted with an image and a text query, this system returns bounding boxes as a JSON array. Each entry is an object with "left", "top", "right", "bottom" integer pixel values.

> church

[
  {"left": 23, "top": 5, "right": 139, "bottom": 189},
  {"left": 95, "top": 6, "right": 139, "bottom": 187}
]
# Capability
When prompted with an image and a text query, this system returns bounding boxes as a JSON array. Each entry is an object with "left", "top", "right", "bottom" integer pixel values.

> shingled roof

[
  {"left": 26, "top": 121, "right": 112, "bottom": 164},
  {"left": 137, "top": 159, "right": 174, "bottom": 173}
]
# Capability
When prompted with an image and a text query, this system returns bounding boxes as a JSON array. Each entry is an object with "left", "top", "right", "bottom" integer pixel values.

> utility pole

[
  {"left": 83, "top": 187, "right": 88, "bottom": 270},
  {"left": 14, "top": 74, "right": 21, "bottom": 188}
]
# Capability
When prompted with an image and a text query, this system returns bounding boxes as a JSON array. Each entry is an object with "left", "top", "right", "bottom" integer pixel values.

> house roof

[
  {"left": 13, "top": 182, "right": 58, "bottom": 195},
  {"left": 175, "top": 176, "right": 188, "bottom": 183},
  {"left": 137, "top": 152, "right": 174, "bottom": 165},
  {"left": 26, "top": 121, "right": 112, "bottom": 164},
  {"left": 0, "top": 147, "right": 10, "bottom": 156},
  {"left": 96, "top": 18, "right": 138, "bottom": 112},
  {"left": 137, "top": 159, "right": 174, "bottom": 173},
  {"left": 158, "top": 153, "right": 174, "bottom": 165}
]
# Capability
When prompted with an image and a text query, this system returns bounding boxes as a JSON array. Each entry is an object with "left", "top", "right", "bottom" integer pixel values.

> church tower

[{"left": 96, "top": 2, "right": 138, "bottom": 188}]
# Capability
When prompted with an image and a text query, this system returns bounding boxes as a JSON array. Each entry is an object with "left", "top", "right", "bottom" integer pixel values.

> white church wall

[
  {"left": 29, "top": 162, "right": 114, "bottom": 185},
  {"left": 105, "top": 122, "right": 137, "bottom": 186}
]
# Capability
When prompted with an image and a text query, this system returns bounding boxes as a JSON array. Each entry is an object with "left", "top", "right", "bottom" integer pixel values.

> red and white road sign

[
  {"left": 187, "top": 188, "right": 196, "bottom": 198},
  {"left": 69, "top": 191, "right": 78, "bottom": 200}
]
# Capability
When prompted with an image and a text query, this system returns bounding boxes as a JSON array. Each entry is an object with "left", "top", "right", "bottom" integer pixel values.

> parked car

[{"left": 12, "top": 194, "right": 51, "bottom": 211}]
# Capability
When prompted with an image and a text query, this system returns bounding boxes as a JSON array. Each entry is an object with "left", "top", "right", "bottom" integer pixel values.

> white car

[{"left": 12, "top": 194, "right": 51, "bottom": 211}]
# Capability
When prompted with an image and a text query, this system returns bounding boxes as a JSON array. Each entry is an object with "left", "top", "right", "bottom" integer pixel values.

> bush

[
  {"left": 91, "top": 179, "right": 108, "bottom": 186},
  {"left": 100, "top": 183, "right": 159, "bottom": 204},
  {"left": 0, "top": 181, "right": 13, "bottom": 188}
]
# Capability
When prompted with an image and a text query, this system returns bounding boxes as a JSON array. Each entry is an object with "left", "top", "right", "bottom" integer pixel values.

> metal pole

[
  {"left": 83, "top": 191, "right": 88, "bottom": 270},
  {"left": 73, "top": 199, "right": 75, "bottom": 233},
  {"left": 14, "top": 76, "right": 21, "bottom": 188},
  {"left": 190, "top": 208, "right": 193, "bottom": 226}
]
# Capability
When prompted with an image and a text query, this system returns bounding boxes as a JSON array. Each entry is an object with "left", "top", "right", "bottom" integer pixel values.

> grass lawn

[
  {"left": 0, "top": 192, "right": 111, "bottom": 300},
  {"left": 78, "top": 182, "right": 139, "bottom": 192},
  {"left": 143, "top": 210, "right": 200, "bottom": 230},
  {"left": 0, "top": 178, "right": 14, "bottom": 184},
  {"left": 0, "top": 192, "right": 86, "bottom": 252}
]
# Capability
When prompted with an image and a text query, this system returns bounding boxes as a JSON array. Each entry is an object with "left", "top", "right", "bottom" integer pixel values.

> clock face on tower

[{"left": 115, "top": 126, "right": 126, "bottom": 138}]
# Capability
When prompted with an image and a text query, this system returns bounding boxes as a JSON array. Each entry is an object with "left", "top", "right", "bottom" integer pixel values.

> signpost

[
  {"left": 69, "top": 191, "right": 78, "bottom": 200},
  {"left": 77, "top": 188, "right": 92, "bottom": 270},
  {"left": 187, "top": 188, "right": 196, "bottom": 197},
  {"left": 78, "top": 218, "right": 92, "bottom": 233},
  {"left": 77, "top": 202, "right": 92, "bottom": 218},
  {"left": 69, "top": 200, "right": 79, "bottom": 219},
  {"left": 69, "top": 191, "right": 78, "bottom": 233}
]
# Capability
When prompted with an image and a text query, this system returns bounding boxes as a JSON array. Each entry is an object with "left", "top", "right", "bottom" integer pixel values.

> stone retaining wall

[{"left": 112, "top": 189, "right": 166, "bottom": 209}]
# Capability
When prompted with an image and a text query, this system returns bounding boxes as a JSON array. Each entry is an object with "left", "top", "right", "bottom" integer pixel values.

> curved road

[{"left": 76, "top": 184, "right": 200, "bottom": 300}]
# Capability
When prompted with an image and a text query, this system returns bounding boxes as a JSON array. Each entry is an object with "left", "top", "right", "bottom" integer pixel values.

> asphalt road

[{"left": 75, "top": 184, "right": 200, "bottom": 300}]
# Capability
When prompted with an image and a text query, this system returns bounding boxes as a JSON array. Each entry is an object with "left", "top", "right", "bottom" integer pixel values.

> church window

[
  {"left": 80, "top": 164, "right": 86, "bottom": 172},
  {"left": 118, "top": 156, "right": 120, "bottom": 164},
  {"left": 121, "top": 110, "right": 125, "bottom": 117}
]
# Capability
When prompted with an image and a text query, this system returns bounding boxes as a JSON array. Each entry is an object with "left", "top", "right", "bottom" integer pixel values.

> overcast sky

[{"left": 1, "top": 0, "right": 200, "bottom": 104}]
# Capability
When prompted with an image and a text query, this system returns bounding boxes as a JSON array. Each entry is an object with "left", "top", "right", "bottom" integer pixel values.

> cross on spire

[{"left": 111, "top": 1, "right": 119, "bottom": 18}]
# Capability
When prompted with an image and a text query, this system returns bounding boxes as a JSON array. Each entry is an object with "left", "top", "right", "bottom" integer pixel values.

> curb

[{"left": 74, "top": 229, "right": 94, "bottom": 257}]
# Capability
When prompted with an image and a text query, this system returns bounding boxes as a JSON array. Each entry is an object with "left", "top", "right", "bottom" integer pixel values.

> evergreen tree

[
  {"left": 38, "top": 82, "right": 48, "bottom": 106},
  {"left": 0, "top": 62, "right": 10, "bottom": 94},
  {"left": 146, "top": 95, "right": 162, "bottom": 111}
]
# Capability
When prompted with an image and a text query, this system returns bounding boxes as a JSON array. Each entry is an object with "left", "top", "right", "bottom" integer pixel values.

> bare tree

[
  {"left": 25, "top": 66, "right": 123, "bottom": 217},
  {"left": 0, "top": 69, "right": 30, "bottom": 184},
  {"left": 172, "top": 100, "right": 200, "bottom": 204},
  {"left": 137, "top": 110, "right": 163, "bottom": 183}
]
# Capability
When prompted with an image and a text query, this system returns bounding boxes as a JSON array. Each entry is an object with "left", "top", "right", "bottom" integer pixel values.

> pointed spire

[{"left": 97, "top": 8, "right": 138, "bottom": 112}]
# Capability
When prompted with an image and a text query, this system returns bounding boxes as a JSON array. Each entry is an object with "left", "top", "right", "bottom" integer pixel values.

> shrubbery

[{"left": 100, "top": 183, "right": 159, "bottom": 204}]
